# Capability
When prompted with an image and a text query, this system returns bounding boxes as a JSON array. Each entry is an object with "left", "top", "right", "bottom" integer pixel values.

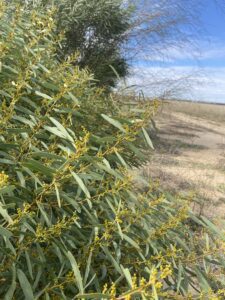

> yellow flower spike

[
  {"left": 132, "top": 273, "right": 137, "bottom": 289},
  {"left": 149, "top": 267, "right": 157, "bottom": 285},
  {"left": 66, "top": 271, "right": 74, "bottom": 281},
  {"left": 155, "top": 281, "right": 163, "bottom": 290},
  {"left": 94, "top": 234, "right": 100, "bottom": 243},
  {"left": 160, "top": 264, "right": 172, "bottom": 279},
  {"left": 140, "top": 277, "right": 147, "bottom": 287},
  {"left": 109, "top": 282, "right": 116, "bottom": 298},
  {"left": 35, "top": 224, "right": 45, "bottom": 242},
  {"left": 0, "top": 172, "right": 8, "bottom": 188},
  {"left": 102, "top": 283, "right": 108, "bottom": 294}
]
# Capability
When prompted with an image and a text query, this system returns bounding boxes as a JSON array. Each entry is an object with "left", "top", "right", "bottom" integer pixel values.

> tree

[
  {"left": 23, "top": 0, "right": 132, "bottom": 89},
  {"left": 59, "top": 0, "right": 131, "bottom": 88}
]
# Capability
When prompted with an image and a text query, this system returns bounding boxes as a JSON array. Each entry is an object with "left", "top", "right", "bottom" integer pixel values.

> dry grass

[
  {"left": 160, "top": 100, "right": 225, "bottom": 124},
  {"left": 144, "top": 100, "right": 225, "bottom": 219}
]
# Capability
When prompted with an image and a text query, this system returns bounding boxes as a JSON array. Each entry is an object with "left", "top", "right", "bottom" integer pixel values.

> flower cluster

[{"left": 0, "top": 172, "right": 8, "bottom": 188}]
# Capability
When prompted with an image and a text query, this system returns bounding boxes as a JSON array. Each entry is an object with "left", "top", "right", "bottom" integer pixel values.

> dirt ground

[{"left": 143, "top": 101, "right": 225, "bottom": 219}]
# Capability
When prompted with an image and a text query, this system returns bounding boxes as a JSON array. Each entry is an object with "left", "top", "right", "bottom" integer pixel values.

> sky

[{"left": 127, "top": 0, "right": 225, "bottom": 103}]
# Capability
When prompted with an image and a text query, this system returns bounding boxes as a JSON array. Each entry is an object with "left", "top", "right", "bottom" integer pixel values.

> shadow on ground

[{"left": 144, "top": 108, "right": 225, "bottom": 219}]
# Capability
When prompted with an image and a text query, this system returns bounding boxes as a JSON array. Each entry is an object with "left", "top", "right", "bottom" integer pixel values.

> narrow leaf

[
  {"left": 5, "top": 264, "right": 16, "bottom": 300},
  {"left": 101, "top": 114, "right": 126, "bottom": 133},
  {"left": 35, "top": 90, "right": 53, "bottom": 100},
  {"left": 17, "top": 269, "right": 34, "bottom": 300},
  {"left": 67, "top": 251, "right": 84, "bottom": 294},
  {"left": 71, "top": 171, "right": 90, "bottom": 199},
  {"left": 142, "top": 127, "right": 154, "bottom": 149}
]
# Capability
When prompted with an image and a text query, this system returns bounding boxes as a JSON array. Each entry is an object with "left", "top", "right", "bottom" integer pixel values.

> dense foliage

[
  {"left": 22, "top": 0, "right": 131, "bottom": 89},
  {"left": 58, "top": 0, "right": 130, "bottom": 88},
  {"left": 0, "top": 2, "right": 225, "bottom": 299}
]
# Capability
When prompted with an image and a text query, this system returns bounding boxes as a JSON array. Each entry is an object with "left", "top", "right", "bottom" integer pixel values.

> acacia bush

[{"left": 0, "top": 2, "right": 225, "bottom": 299}]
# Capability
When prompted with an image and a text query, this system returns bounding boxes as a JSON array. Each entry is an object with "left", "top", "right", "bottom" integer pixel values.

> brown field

[{"left": 143, "top": 100, "right": 225, "bottom": 219}]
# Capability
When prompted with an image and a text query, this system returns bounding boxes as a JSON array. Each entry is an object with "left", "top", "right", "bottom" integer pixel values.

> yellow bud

[{"left": 155, "top": 281, "right": 163, "bottom": 289}]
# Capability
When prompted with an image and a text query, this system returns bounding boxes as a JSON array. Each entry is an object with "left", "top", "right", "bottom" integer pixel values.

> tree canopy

[{"left": 22, "top": 0, "right": 132, "bottom": 89}]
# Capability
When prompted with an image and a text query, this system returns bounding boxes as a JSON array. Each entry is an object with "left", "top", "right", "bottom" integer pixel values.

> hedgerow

[{"left": 0, "top": 2, "right": 224, "bottom": 299}]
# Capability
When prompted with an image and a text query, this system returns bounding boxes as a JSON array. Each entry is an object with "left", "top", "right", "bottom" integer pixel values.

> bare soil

[{"left": 143, "top": 101, "right": 225, "bottom": 219}]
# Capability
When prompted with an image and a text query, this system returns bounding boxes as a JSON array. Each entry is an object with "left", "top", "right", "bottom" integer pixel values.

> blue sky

[{"left": 127, "top": 0, "right": 225, "bottom": 103}]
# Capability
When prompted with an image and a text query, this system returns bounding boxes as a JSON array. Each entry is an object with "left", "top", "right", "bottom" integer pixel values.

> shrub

[{"left": 0, "top": 2, "right": 224, "bottom": 299}]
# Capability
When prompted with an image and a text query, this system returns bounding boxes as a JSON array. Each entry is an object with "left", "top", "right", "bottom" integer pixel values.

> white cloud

[
  {"left": 139, "top": 39, "right": 225, "bottom": 63},
  {"left": 123, "top": 65, "right": 225, "bottom": 103},
  {"left": 191, "top": 67, "right": 225, "bottom": 103},
  {"left": 121, "top": 37, "right": 225, "bottom": 103}
]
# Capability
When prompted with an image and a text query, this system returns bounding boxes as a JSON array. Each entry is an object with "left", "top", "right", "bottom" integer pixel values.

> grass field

[
  {"left": 160, "top": 100, "right": 225, "bottom": 123},
  {"left": 144, "top": 100, "right": 225, "bottom": 219}
]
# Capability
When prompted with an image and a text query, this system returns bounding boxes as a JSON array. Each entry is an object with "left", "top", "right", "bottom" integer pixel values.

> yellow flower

[
  {"left": 132, "top": 273, "right": 137, "bottom": 289},
  {"left": 110, "top": 283, "right": 116, "bottom": 298},
  {"left": 102, "top": 283, "right": 108, "bottom": 294},
  {"left": 140, "top": 277, "right": 147, "bottom": 287},
  {"left": 149, "top": 267, "right": 157, "bottom": 285},
  {"left": 160, "top": 264, "right": 172, "bottom": 279},
  {"left": 155, "top": 282, "right": 163, "bottom": 290},
  {"left": 0, "top": 172, "right": 8, "bottom": 188}
]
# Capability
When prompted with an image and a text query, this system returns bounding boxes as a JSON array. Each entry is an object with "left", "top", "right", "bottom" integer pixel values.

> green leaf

[
  {"left": 5, "top": 264, "right": 16, "bottom": 300},
  {"left": 23, "top": 159, "right": 55, "bottom": 177},
  {"left": 13, "top": 116, "right": 35, "bottom": 127},
  {"left": 195, "top": 267, "right": 211, "bottom": 292},
  {"left": 152, "top": 285, "right": 159, "bottom": 300},
  {"left": 55, "top": 184, "right": 61, "bottom": 208},
  {"left": 0, "top": 185, "right": 16, "bottom": 195},
  {"left": 142, "top": 127, "right": 154, "bottom": 149},
  {"left": 0, "top": 203, "right": 13, "bottom": 224},
  {"left": 0, "top": 225, "right": 12, "bottom": 239},
  {"left": 68, "top": 91, "right": 79, "bottom": 105},
  {"left": 30, "top": 151, "right": 66, "bottom": 161},
  {"left": 25, "top": 251, "right": 33, "bottom": 280},
  {"left": 16, "top": 171, "right": 26, "bottom": 188},
  {"left": 96, "top": 162, "right": 122, "bottom": 179},
  {"left": 84, "top": 252, "right": 92, "bottom": 286},
  {"left": 71, "top": 171, "right": 91, "bottom": 199},
  {"left": 101, "top": 114, "right": 126, "bottom": 133},
  {"left": 201, "top": 216, "right": 225, "bottom": 241},
  {"left": 0, "top": 159, "right": 15, "bottom": 165},
  {"left": 35, "top": 90, "right": 53, "bottom": 100},
  {"left": 67, "top": 251, "right": 84, "bottom": 294},
  {"left": 41, "top": 82, "right": 60, "bottom": 92},
  {"left": 0, "top": 143, "right": 19, "bottom": 151},
  {"left": 75, "top": 293, "right": 111, "bottom": 299},
  {"left": 22, "top": 167, "right": 43, "bottom": 186},
  {"left": 101, "top": 246, "right": 122, "bottom": 274},
  {"left": 5, "top": 238, "right": 16, "bottom": 255},
  {"left": 176, "top": 261, "right": 183, "bottom": 292},
  {"left": 115, "top": 150, "right": 127, "bottom": 167},
  {"left": 3, "top": 64, "right": 18, "bottom": 74},
  {"left": 17, "top": 269, "right": 34, "bottom": 300},
  {"left": 120, "top": 266, "right": 132, "bottom": 288},
  {"left": 49, "top": 117, "right": 74, "bottom": 142},
  {"left": 123, "top": 234, "right": 141, "bottom": 250},
  {"left": 44, "top": 125, "right": 67, "bottom": 140},
  {"left": 38, "top": 63, "right": 50, "bottom": 74}
]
